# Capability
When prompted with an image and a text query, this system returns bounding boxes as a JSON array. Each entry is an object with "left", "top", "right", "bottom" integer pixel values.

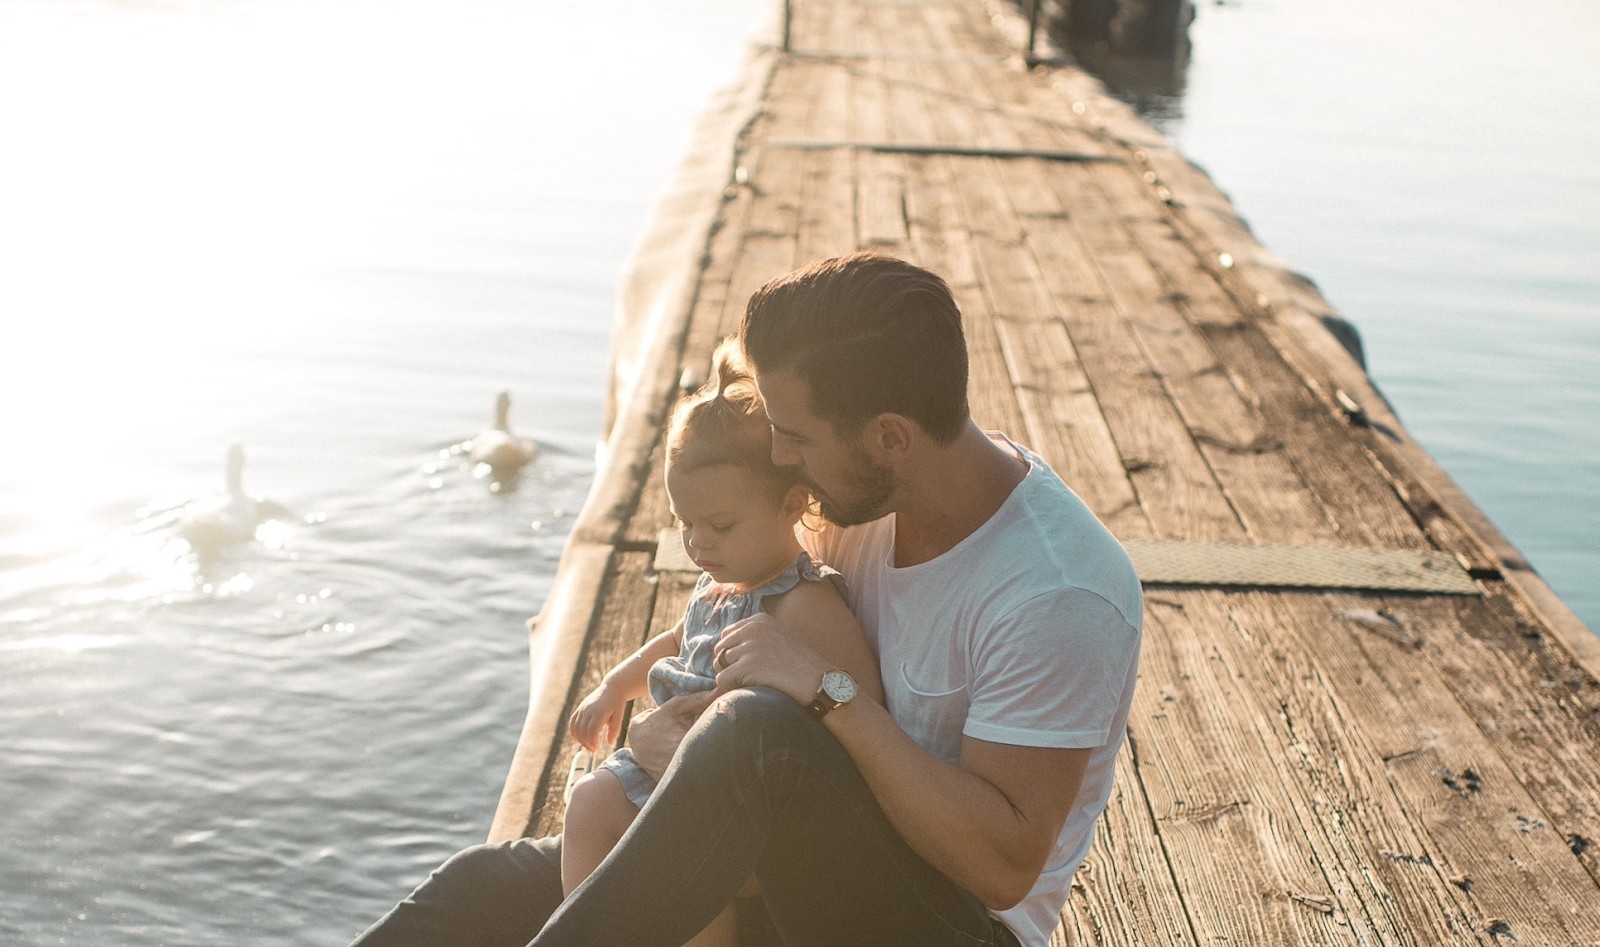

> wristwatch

[{"left": 806, "top": 669, "right": 858, "bottom": 719}]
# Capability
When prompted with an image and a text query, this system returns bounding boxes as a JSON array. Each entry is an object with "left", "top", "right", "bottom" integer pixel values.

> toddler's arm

[{"left": 568, "top": 620, "right": 685, "bottom": 751}]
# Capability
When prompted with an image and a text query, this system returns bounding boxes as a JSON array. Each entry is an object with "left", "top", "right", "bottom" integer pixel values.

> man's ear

[{"left": 862, "top": 413, "right": 915, "bottom": 461}]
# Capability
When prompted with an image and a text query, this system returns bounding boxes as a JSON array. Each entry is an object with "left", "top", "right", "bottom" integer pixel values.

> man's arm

[
  {"left": 828, "top": 700, "right": 1087, "bottom": 909},
  {"left": 712, "top": 616, "right": 1088, "bottom": 909}
]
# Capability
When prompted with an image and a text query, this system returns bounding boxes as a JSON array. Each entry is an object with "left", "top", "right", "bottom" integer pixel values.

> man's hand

[
  {"left": 711, "top": 613, "right": 829, "bottom": 705},
  {"left": 626, "top": 689, "right": 716, "bottom": 781}
]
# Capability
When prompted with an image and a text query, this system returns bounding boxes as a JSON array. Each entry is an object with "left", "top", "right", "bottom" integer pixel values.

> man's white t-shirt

[{"left": 801, "top": 437, "right": 1143, "bottom": 947}]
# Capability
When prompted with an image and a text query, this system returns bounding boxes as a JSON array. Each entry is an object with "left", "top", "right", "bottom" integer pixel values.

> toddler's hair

[{"left": 667, "top": 339, "right": 801, "bottom": 502}]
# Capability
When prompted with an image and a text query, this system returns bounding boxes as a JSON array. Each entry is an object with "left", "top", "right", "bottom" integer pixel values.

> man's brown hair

[{"left": 739, "top": 252, "right": 969, "bottom": 443}]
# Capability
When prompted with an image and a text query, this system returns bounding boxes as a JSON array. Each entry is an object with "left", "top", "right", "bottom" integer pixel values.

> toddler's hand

[{"left": 568, "top": 683, "right": 628, "bottom": 752}]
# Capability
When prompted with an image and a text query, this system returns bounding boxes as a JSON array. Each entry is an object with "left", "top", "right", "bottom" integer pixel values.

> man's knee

[
  {"left": 429, "top": 837, "right": 563, "bottom": 904},
  {"left": 696, "top": 686, "right": 818, "bottom": 751},
  {"left": 425, "top": 844, "right": 517, "bottom": 903},
  {"left": 351, "top": 839, "right": 563, "bottom": 947}
]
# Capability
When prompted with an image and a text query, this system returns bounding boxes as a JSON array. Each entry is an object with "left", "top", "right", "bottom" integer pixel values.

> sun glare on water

[{"left": 0, "top": 0, "right": 532, "bottom": 560}]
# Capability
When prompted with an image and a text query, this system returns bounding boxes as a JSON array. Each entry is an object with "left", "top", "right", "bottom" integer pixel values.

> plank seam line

[
  {"left": 767, "top": 137, "right": 1120, "bottom": 163},
  {"left": 781, "top": 48, "right": 1012, "bottom": 63},
  {"left": 1120, "top": 728, "right": 1209, "bottom": 947}
]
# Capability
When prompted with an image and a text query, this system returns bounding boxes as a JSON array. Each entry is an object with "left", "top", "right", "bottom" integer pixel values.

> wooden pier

[{"left": 489, "top": 0, "right": 1600, "bottom": 942}]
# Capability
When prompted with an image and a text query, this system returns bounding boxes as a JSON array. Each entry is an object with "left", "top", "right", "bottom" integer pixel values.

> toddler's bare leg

[
  {"left": 682, "top": 904, "right": 736, "bottom": 947},
  {"left": 563, "top": 771, "right": 747, "bottom": 947},
  {"left": 559, "top": 770, "right": 639, "bottom": 897},
  {"left": 679, "top": 874, "right": 759, "bottom": 947}
]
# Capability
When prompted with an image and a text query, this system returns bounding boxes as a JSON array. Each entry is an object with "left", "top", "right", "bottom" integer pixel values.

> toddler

[{"left": 561, "top": 341, "right": 883, "bottom": 947}]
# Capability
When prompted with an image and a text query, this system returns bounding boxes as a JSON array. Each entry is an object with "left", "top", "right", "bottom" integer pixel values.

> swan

[
  {"left": 176, "top": 444, "right": 277, "bottom": 551},
  {"left": 468, "top": 391, "right": 537, "bottom": 479}
]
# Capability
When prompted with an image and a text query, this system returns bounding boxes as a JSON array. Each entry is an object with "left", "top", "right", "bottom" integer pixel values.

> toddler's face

[{"left": 666, "top": 463, "right": 798, "bottom": 589}]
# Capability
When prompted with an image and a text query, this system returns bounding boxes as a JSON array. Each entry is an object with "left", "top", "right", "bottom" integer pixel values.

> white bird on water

[
  {"left": 176, "top": 444, "right": 281, "bottom": 552},
  {"left": 468, "top": 391, "right": 537, "bottom": 490}
]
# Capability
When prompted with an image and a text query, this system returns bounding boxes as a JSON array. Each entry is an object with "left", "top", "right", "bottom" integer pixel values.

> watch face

[{"left": 821, "top": 669, "right": 857, "bottom": 704}]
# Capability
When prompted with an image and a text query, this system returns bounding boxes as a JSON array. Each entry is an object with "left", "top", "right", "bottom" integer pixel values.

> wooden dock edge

[
  {"left": 488, "top": 44, "right": 779, "bottom": 844},
  {"left": 981, "top": 0, "right": 1599, "bottom": 679}
]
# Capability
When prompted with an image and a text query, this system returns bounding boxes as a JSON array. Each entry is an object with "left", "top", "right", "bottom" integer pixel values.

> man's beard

[{"left": 806, "top": 451, "right": 897, "bottom": 527}]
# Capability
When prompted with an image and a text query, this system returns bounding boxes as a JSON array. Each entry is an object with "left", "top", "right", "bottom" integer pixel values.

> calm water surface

[
  {"left": 1, "top": 0, "right": 1595, "bottom": 943},
  {"left": 0, "top": 0, "right": 767, "bottom": 943}
]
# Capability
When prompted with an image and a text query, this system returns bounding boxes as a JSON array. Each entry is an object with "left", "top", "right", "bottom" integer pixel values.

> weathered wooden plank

[
  {"left": 902, "top": 155, "right": 980, "bottom": 288},
  {"left": 949, "top": 156, "right": 1025, "bottom": 243},
  {"left": 1020, "top": 200, "right": 1244, "bottom": 542},
  {"left": 1132, "top": 593, "right": 1376, "bottom": 944},
  {"left": 1204, "top": 592, "right": 1494, "bottom": 942},
  {"left": 1043, "top": 158, "right": 1336, "bottom": 543},
  {"left": 744, "top": 142, "right": 804, "bottom": 241},
  {"left": 1102, "top": 251, "right": 1330, "bottom": 544},
  {"left": 937, "top": 15, "right": 1093, "bottom": 155},
  {"left": 850, "top": 59, "right": 892, "bottom": 146},
  {"left": 761, "top": 57, "right": 811, "bottom": 143},
  {"left": 945, "top": 186, "right": 1134, "bottom": 521},
  {"left": 668, "top": 179, "right": 749, "bottom": 418},
  {"left": 721, "top": 231, "right": 802, "bottom": 342},
  {"left": 996, "top": 154, "right": 1069, "bottom": 221},
  {"left": 528, "top": 551, "right": 659, "bottom": 837},
  {"left": 1405, "top": 590, "right": 1600, "bottom": 887},
  {"left": 1226, "top": 591, "right": 1600, "bottom": 943},
  {"left": 909, "top": 46, "right": 984, "bottom": 149},
  {"left": 904, "top": 155, "right": 1028, "bottom": 439},
  {"left": 857, "top": 149, "right": 909, "bottom": 250},
  {"left": 1085, "top": 159, "right": 1432, "bottom": 551},
  {"left": 882, "top": 44, "right": 939, "bottom": 147},
  {"left": 623, "top": 437, "right": 672, "bottom": 551},
  {"left": 992, "top": 316, "right": 1143, "bottom": 536},
  {"left": 1012, "top": 80, "right": 1114, "bottom": 161},
  {"left": 1088, "top": 117, "right": 1538, "bottom": 593},
  {"left": 1059, "top": 744, "right": 1197, "bottom": 947},
  {"left": 716, "top": 141, "right": 804, "bottom": 341},
  {"left": 804, "top": 51, "right": 854, "bottom": 142},
  {"left": 915, "top": 10, "right": 1026, "bottom": 150},
  {"left": 795, "top": 144, "right": 859, "bottom": 264}
]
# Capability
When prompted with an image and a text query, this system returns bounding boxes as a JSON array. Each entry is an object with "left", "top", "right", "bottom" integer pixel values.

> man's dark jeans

[{"left": 352, "top": 688, "right": 1021, "bottom": 947}]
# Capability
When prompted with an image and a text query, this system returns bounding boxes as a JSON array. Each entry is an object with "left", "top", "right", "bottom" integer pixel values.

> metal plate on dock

[
  {"left": 656, "top": 530, "right": 1479, "bottom": 595},
  {"left": 1122, "top": 540, "right": 1479, "bottom": 595}
]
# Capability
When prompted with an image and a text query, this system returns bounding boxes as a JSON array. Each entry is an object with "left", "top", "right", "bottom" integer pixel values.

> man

[{"left": 352, "top": 253, "right": 1142, "bottom": 947}]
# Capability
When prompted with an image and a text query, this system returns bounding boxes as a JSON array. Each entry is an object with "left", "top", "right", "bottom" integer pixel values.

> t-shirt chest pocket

[{"left": 893, "top": 658, "right": 970, "bottom": 764}]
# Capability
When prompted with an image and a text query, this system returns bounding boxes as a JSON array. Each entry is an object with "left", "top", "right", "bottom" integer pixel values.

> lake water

[
  {"left": 0, "top": 0, "right": 1594, "bottom": 943},
  {"left": 0, "top": 0, "right": 768, "bottom": 943}
]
